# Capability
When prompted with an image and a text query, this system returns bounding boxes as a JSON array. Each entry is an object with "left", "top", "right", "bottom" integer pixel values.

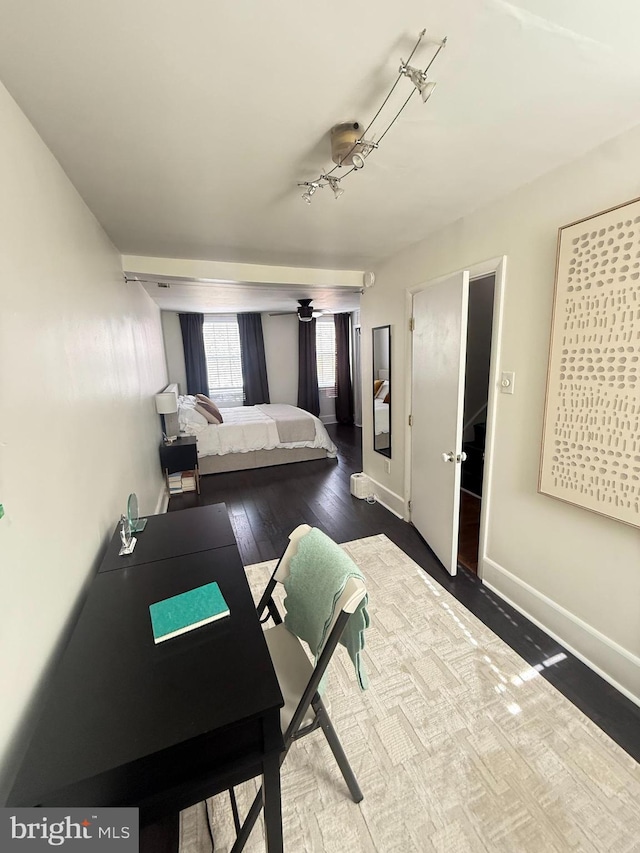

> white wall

[
  {"left": 263, "top": 315, "right": 337, "bottom": 423},
  {"left": 362, "top": 124, "right": 640, "bottom": 703},
  {"left": 262, "top": 314, "right": 298, "bottom": 405},
  {"left": 0, "top": 80, "right": 168, "bottom": 798}
]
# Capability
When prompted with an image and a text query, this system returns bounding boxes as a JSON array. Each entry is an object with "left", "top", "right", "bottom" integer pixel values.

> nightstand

[{"left": 159, "top": 435, "right": 200, "bottom": 495}]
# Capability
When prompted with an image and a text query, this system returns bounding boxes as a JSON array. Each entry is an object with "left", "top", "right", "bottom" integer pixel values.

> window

[
  {"left": 316, "top": 317, "right": 337, "bottom": 396},
  {"left": 202, "top": 315, "right": 244, "bottom": 405}
]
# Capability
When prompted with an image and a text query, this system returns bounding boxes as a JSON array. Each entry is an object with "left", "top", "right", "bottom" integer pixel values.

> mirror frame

[{"left": 372, "top": 325, "right": 391, "bottom": 458}]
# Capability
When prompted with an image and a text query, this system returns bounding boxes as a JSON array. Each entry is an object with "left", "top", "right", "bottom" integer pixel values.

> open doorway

[
  {"left": 352, "top": 319, "right": 362, "bottom": 427},
  {"left": 458, "top": 274, "right": 495, "bottom": 573}
]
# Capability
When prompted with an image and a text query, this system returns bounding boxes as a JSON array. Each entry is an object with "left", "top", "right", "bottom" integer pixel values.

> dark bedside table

[{"left": 159, "top": 435, "right": 200, "bottom": 495}]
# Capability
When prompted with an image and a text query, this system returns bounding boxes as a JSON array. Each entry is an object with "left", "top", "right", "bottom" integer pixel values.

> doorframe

[{"left": 403, "top": 255, "right": 507, "bottom": 580}]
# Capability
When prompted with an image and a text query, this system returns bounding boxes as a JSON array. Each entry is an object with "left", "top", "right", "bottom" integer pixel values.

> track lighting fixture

[
  {"left": 321, "top": 175, "right": 344, "bottom": 199},
  {"left": 296, "top": 28, "right": 447, "bottom": 203},
  {"left": 299, "top": 181, "right": 321, "bottom": 203},
  {"left": 399, "top": 62, "right": 437, "bottom": 103}
]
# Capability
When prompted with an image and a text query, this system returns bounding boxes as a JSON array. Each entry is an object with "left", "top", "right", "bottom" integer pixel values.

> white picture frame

[{"left": 539, "top": 196, "right": 640, "bottom": 528}]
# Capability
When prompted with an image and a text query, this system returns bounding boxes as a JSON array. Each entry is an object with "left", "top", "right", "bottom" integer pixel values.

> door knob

[{"left": 441, "top": 451, "right": 467, "bottom": 463}]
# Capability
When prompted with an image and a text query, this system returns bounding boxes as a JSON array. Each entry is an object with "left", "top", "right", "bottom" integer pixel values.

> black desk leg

[{"left": 263, "top": 754, "right": 283, "bottom": 853}]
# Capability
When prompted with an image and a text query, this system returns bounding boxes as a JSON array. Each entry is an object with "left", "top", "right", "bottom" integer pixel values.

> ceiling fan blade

[{"left": 269, "top": 301, "right": 331, "bottom": 319}]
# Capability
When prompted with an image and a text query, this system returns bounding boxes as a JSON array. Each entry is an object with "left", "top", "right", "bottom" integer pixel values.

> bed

[
  {"left": 373, "top": 378, "right": 390, "bottom": 452},
  {"left": 177, "top": 395, "right": 338, "bottom": 475},
  {"left": 374, "top": 399, "right": 389, "bottom": 436}
]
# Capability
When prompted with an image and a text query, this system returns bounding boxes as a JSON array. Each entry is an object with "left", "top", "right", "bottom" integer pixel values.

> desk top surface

[
  {"left": 9, "top": 523, "right": 282, "bottom": 807},
  {"left": 99, "top": 503, "right": 236, "bottom": 572}
]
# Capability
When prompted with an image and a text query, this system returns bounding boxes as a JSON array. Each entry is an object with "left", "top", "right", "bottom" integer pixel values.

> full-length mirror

[{"left": 372, "top": 325, "right": 391, "bottom": 457}]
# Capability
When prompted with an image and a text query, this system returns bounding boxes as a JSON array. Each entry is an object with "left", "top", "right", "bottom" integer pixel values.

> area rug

[{"left": 179, "top": 534, "right": 640, "bottom": 853}]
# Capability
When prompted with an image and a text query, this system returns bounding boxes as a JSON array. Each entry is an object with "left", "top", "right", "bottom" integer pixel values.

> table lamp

[{"left": 155, "top": 390, "right": 179, "bottom": 440}]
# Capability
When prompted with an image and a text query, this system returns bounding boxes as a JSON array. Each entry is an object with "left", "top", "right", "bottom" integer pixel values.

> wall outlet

[{"left": 384, "top": 459, "right": 391, "bottom": 474}]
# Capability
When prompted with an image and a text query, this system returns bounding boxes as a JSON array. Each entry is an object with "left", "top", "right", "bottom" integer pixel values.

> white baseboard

[
  {"left": 366, "top": 477, "right": 404, "bottom": 518},
  {"left": 320, "top": 415, "right": 337, "bottom": 425},
  {"left": 482, "top": 556, "right": 640, "bottom": 707}
]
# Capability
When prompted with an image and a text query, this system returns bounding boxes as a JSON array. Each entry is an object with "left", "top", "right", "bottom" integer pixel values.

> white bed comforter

[
  {"left": 180, "top": 402, "right": 337, "bottom": 458},
  {"left": 374, "top": 399, "right": 389, "bottom": 435}
]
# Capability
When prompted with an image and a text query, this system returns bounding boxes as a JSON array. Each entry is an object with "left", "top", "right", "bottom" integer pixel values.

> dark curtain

[
  {"left": 297, "top": 318, "right": 320, "bottom": 416},
  {"left": 238, "top": 313, "right": 270, "bottom": 405},
  {"left": 179, "top": 313, "right": 209, "bottom": 396},
  {"left": 334, "top": 313, "right": 354, "bottom": 424}
]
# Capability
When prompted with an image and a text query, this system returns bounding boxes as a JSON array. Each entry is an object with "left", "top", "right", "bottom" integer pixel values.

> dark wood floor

[
  {"left": 169, "top": 424, "right": 640, "bottom": 764},
  {"left": 458, "top": 490, "right": 481, "bottom": 574}
]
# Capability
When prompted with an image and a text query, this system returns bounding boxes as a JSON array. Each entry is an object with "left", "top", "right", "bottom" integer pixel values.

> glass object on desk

[
  {"left": 119, "top": 513, "right": 137, "bottom": 555},
  {"left": 127, "top": 492, "right": 148, "bottom": 533}
]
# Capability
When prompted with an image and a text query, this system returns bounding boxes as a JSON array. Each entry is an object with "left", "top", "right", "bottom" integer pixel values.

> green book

[{"left": 149, "top": 581, "right": 230, "bottom": 644}]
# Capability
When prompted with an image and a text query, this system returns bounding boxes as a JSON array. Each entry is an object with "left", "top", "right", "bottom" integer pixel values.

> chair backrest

[
  {"left": 272, "top": 524, "right": 366, "bottom": 649},
  {"left": 274, "top": 523, "right": 366, "bottom": 620},
  {"left": 258, "top": 523, "right": 366, "bottom": 644},
  {"left": 273, "top": 523, "right": 312, "bottom": 583}
]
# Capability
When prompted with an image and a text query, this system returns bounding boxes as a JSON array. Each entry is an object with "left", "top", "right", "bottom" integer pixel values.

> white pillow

[
  {"left": 178, "top": 394, "right": 197, "bottom": 408},
  {"left": 375, "top": 380, "right": 389, "bottom": 399},
  {"left": 179, "top": 403, "right": 208, "bottom": 428}
]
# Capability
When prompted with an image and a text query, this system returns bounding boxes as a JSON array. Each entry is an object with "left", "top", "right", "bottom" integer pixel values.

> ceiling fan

[{"left": 269, "top": 298, "right": 328, "bottom": 322}]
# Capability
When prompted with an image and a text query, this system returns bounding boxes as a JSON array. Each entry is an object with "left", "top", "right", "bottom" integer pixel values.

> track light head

[
  {"left": 321, "top": 175, "right": 344, "bottom": 199},
  {"left": 400, "top": 61, "right": 436, "bottom": 102},
  {"left": 298, "top": 181, "right": 320, "bottom": 203},
  {"left": 419, "top": 80, "right": 437, "bottom": 103}
]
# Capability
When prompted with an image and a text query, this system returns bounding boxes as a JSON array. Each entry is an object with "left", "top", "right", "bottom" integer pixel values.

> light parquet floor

[{"left": 179, "top": 534, "right": 640, "bottom": 853}]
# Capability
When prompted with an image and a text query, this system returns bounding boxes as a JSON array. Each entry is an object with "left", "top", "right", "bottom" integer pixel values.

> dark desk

[
  {"left": 99, "top": 503, "right": 236, "bottom": 572},
  {"left": 8, "top": 508, "right": 284, "bottom": 852}
]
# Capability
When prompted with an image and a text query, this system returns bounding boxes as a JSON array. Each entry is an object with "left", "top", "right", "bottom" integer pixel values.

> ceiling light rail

[{"left": 297, "top": 28, "right": 447, "bottom": 203}]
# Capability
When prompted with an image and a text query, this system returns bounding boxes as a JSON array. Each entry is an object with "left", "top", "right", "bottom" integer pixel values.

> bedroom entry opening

[{"left": 459, "top": 274, "right": 495, "bottom": 574}]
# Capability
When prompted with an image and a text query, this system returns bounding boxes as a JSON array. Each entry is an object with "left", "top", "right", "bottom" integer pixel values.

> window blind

[
  {"left": 202, "top": 315, "right": 244, "bottom": 405},
  {"left": 316, "top": 317, "right": 337, "bottom": 395}
]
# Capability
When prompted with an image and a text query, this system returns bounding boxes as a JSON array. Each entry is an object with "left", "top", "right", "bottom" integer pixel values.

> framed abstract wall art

[{"left": 539, "top": 196, "right": 640, "bottom": 528}]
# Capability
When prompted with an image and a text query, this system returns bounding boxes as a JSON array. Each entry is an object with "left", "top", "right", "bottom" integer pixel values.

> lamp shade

[{"left": 155, "top": 391, "right": 178, "bottom": 415}]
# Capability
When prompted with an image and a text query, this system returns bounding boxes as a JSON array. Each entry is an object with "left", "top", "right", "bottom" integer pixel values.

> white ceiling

[
  {"left": 131, "top": 277, "right": 363, "bottom": 316},
  {"left": 2, "top": 1, "right": 640, "bottom": 312}
]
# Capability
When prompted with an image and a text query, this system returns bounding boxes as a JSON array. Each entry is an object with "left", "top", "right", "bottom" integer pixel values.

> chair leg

[
  {"left": 229, "top": 787, "right": 264, "bottom": 853},
  {"left": 228, "top": 788, "right": 241, "bottom": 834},
  {"left": 312, "top": 697, "right": 363, "bottom": 803}
]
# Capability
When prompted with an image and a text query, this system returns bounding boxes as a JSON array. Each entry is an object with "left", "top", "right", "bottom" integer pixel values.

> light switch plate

[{"left": 500, "top": 371, "right": 515, "bottom": 394}]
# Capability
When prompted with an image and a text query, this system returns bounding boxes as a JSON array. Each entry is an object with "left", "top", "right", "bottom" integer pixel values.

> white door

[{"left": 411, "top": 271, "right": 469, "bottom": 575}]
